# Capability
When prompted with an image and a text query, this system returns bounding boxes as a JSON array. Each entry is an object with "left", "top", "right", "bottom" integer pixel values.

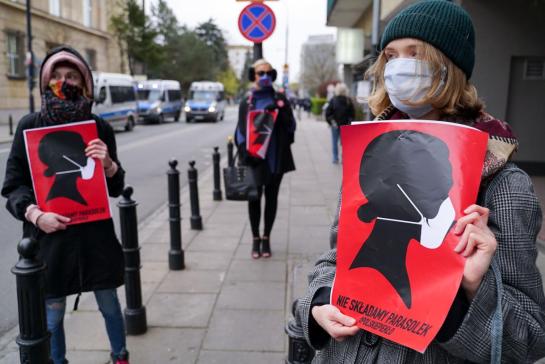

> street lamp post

[{"left": 25, "top": 0, "right": 35, "bottom": 113}]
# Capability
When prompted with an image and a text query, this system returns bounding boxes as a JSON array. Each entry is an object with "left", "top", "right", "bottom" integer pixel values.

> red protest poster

[
  {"left": 24, "top": 120, "right": 111, "bottom": 225},
  {"left": 246, "top": 109, "right": 278, "bottom": 158},
  {"left": 332, "top": 120, "right": 488, "bottom": 353}
]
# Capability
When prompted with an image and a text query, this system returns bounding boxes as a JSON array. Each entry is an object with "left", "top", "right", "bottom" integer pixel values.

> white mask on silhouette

[
  {"left": 56, "top": 155, "right": 96, "bottom": 180},
  {"left": 377, "top": 184, "right": 455, "bottom": 249}
]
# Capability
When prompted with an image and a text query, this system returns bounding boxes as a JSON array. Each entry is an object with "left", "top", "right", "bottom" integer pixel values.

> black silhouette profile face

[
  {"left": 350, "top": 130, "right": 454, "bottom": 308},
  {"left": 38, "top": 131, "right": 94, "bottom": 206},
  {"left": 252, "top": 112, "right": 275, "bottom": 146}
]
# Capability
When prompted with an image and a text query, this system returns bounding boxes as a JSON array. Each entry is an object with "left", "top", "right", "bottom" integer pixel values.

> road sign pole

[{"left": 253, "top": 43, "right": 263, "bottom": 61}]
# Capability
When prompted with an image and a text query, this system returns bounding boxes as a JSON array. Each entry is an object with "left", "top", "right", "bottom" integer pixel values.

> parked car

[
  {"left": 184, "top": 81, "right": 226, "bottom": 123},
  {"left": 137, "top": 80, "right": 183, "bottom": 123},
  {"left": 92, "top": 72, "right": 138, "bottom": 131}
]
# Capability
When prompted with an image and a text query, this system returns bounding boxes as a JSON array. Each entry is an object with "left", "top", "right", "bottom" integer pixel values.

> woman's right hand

[
  {"left": 36, "top": 212, "right": 71, "bottom": 234},
  {"left": 311, "top": 304, "right": 360, "bottom": 341}
]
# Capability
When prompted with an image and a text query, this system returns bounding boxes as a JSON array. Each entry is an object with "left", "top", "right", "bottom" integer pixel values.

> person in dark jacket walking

[
  {"left": 325, "top": 83, "right": 355, "bottom": 163},
  {"left": 235, "top": 59, "right": 296, "bottom": 259},
  {"left": 299, "top": 2, "right": 545, "bottom": 363},
  {"left": 2, "top": 46, "right": 129, "bottom": 364}
]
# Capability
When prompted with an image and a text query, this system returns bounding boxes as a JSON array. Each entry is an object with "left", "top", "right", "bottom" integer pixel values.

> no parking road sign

[{"left": 238, "top": 2, "right": 276, "bottom": 43}]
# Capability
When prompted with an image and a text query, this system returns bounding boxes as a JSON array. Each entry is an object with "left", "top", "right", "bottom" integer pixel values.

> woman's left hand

[
  {"left": 453, "top": 204, "right": 498, "bottom": 300},
  {"left": 85, "top": 139, "right": 113, "bottom": 169}
]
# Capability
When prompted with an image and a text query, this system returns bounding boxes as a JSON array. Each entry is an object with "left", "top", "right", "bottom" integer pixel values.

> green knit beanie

[{"left": 380, "top": 0, "right": 475, "bottom": 78}]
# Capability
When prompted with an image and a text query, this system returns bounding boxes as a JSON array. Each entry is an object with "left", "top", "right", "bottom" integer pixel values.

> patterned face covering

[{"left": 41, "top": 80, "right": 92, "bottom": 125}]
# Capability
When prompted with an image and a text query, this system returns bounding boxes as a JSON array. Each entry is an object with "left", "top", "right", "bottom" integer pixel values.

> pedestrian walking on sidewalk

[
  {"left": 298, "top": 1, "right": 545, "bottom": 363},
  {"left": 325, "top": 83, "right": 355, "bottom": 164},
  {"left": 235, "top": 59, "right": 296, "bottom": 259},
  {"left": 2, "top": 46, "right": 129, "bottom": 364}
]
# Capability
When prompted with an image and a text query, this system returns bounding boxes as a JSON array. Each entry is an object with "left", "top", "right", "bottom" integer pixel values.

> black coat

[
  {"left": 2, "top": 46, "right": 125, "bottom": 299},
  {"left": 325, "top": 95, "right": 355, "bottom": 126},
  {"left": 235, "top": 92, "right": 296, "bottom": 184}
]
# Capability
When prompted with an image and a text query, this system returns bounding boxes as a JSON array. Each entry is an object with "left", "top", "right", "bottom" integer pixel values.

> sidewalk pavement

[{"left": 0, "top": 115, "right": 544, "bottom": 363}]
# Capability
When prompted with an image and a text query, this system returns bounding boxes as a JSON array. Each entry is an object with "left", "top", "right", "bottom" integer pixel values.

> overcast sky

[{"left": 161, "top": 0, "right": 336, "bottom": 82}]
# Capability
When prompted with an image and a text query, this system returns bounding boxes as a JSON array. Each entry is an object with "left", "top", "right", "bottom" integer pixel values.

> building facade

[
  {"left": 327, "top": 0, "right": 545, "bottom": 173},
  {"left": 0, "top": 0, "right": 128, "bottom": 121},
  {"left": 227, "top": 45, "right": 253, "bottom": 80}
]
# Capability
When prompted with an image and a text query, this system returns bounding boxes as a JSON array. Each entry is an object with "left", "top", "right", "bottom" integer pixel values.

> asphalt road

[{"left": 0, "top": 107, "right": 238, "bottom": 336}]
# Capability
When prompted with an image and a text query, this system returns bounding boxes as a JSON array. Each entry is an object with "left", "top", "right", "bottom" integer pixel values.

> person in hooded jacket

[
  {"left": 298, "top": 1, "right": 545, "bottom": 363},
  {"left": 235, "top": 59, "right": 296, "bottom": 259},
  {"left": 325, "top": 83, "right": 355, "bottom": 164},
  {"left": 2, "top": 46, "right": 129, "bottom": 364}
]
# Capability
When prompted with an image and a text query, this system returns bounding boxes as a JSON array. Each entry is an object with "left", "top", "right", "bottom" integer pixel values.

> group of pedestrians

[{"left": 1, "top": 0, "right": 545, "bottom": 363}]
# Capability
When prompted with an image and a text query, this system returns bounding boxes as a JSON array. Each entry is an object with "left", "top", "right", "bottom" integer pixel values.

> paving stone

[
  {"left": 140, "top": 243, "right": 169, "bottom": 262},
  {"left": 147, "top": 293, "right": 215, "bottom": 328},
  {"left": 216, "top": 281, "right": 285, "bottom": 310},
  {"left": 197, "top": 350, "right": 284, "bottom": 364},
  {"left": 65, "top": 350, "right": 110, "bottom": 364},
  {"left": 127, "top": 327, "right": 204, "bottom": 363},
  {"left": 203, "top": 309, "right": 284, "bottom": 352},
  {"left": 141, "top": 261, "right": 169, "bottom": 283},
  {"left": 234, "top": 243, "right": 287, "bottom": 261},
  {"left": 64, "top": 311, "right": 110, "bottom": 351},
  {"left": 157, "top": 270, "right": 225, "bottom": 293},
  {"left": 184, "top": 251, "right": 232, "bottom": 271},
  {"left": 226, "top": 260, "right": 286, "bottom": 282},
  {"left": 288, "top": 225, "right": 331, "bottom": 255},
  {"left": 187, "top": 235, "right": 240, "bottom": 252},
  {"left": 289, "top": 206, "right": 331, "bottom": 226}
]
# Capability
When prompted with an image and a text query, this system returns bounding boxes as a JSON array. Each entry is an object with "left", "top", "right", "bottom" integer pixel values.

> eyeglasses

[{"left": 256, "top": 70, "right": 275, "bottom": 77}]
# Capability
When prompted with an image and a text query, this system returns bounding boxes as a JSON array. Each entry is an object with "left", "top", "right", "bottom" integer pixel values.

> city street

[{"left": 0, "top": 108, "right": 238, "bottom": 337}]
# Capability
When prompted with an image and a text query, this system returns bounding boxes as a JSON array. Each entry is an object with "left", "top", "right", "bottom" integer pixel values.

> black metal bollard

[
  {"left": 285, "top": 299, "right": 315, "bottom": 364},
  {"left": 227, "top": 136, "right": 234, "bottom": 167},
  {"left": 167, "top": 159, "right": 185, "bottom": 270},
  {"left": 11, "top": 238, "right": 52, "bottom": 363},
  {"left": 212, "top": 147, "right": 222, "bottom": 201},
  {"left": 188, "top": 161, "right": 203, "bottom": 230},
  {"left": 9, "top": 114, "right": 14, "bottom": 136},
  {"left": 117, "top": 186, "right": 147, "bottom": 335}
]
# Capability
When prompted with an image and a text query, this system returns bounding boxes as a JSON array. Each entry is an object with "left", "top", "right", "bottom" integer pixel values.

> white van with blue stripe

[
  {"left": 92, "top": 72, "right": 138, "bottom": 131},
  {"left": 137, "top": 80, "right": 183, "bottom": 124}
]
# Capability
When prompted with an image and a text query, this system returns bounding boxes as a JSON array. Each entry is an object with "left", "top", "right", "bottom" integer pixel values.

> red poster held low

[
  {"left": 246, "top": 109, "right": 278, "bottom": 159},
  {"left": 24, "top": 120, "right": 111, "bottom": 225},
  {"left": 332, "top": 120, "right": 488, "bottom": 353}
]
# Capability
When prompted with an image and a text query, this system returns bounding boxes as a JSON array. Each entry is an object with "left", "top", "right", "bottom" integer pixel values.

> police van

[
  {"left": 137, "top": 80, "right": 183, "bottom": 123},
  {"left": 92, "top": 72, "right": 138, "bottom": 131},
  {"left": 184, "top": 81, "right": 226, "bottom": 123}
]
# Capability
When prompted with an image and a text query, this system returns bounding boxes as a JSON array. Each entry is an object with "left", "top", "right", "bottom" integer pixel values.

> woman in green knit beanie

[{"left": 298, "top": 1, "right": 545, "bottom": 363}]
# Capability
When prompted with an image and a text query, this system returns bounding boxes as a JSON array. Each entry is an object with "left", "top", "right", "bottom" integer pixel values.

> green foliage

[
  {"left": 110, "top": 1, "right": 230, "bottom": 93},
  {"left": 218, "top": 68, "right": 240, "bottom": 97},
  {"left": 311, "top": 97, "right": 327, "bottom": 116}
]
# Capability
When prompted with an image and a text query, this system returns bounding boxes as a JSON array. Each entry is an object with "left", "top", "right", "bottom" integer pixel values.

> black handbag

[{"left": 223, "top": 153, "right": 259, "bottom": 201}]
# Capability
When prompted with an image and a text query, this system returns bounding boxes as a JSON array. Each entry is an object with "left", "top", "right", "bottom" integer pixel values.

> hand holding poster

[
  {"left": 332, "top": 120, "right": 488, "bottom": 353},
  {"left": 24, "top": 120, "right": 111, "bottom": 225}
]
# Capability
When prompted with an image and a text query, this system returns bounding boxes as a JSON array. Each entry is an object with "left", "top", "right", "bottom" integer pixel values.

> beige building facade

[{"left": 0, "top": 0, "right": 128, "bottom": 121}]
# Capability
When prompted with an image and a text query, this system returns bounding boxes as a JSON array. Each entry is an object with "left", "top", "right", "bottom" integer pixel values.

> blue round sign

[{"left": 238, "top": 3, "right": 276, "bottom": 43}]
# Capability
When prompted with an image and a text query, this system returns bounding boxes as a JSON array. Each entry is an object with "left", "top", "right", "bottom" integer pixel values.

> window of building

[
  {"left": 49, "top": 0, "right": 61, "bottom": 16},
  {"left": 167, "top": 90, "right": 181, "bottom": 101},
  {"left": 524, "top": 58, "right": 545, "bottom": 80},
  {"left": 6, "top": 31, "right": 25, "bottom": 78},
  {"left": 83, "top": 0, "right": 92, "bottom": 27},
  {"left": 110, "top": 86, "right": 136, "bottom": 104},
  {"left": 84, "top": 48, "right": 97, "bottom": 70}
]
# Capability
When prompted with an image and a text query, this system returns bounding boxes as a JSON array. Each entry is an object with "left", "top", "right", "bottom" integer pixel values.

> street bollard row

[{"left": 167, "top": 159, "right": 185, "bottom": 270}]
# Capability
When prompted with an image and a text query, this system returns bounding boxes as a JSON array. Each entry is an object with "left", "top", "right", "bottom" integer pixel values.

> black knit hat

[{"left": 380, "top": 0, "right": 475, "bottom": 79}]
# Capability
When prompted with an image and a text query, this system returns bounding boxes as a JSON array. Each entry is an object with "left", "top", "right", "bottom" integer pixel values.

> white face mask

[
  {"left": 56, "top": 155, "right": 96, "bottom": 180},
  {"left": 377, "top": 184, "right": 455, "bottom": 249},
  {"left": 384, "top": 58, "right": 446, "bottom": 119}
]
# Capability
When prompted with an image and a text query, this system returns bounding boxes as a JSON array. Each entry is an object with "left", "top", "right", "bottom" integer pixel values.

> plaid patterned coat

[{"left": 298, "top": 163, "right": 545, "bottom": 363}]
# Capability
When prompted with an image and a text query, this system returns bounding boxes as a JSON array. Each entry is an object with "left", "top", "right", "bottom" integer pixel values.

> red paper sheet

[
  {"left": 246, "top": 109, "right": 278, "bottom": 159},
  {"left": 332, "top": 120, "right": 488, "bottom": 353},
  {"left": 24, "top": 120, "right": 111, "bottom": 225}
]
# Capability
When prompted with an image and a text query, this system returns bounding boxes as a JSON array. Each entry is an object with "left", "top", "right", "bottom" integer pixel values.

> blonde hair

[
  {"left": 366, "top": 41, "right": 483, "bottom": 118},
  {"left": 253, "top": 59, "right": 272, "bottom": 69},
  {"left": 335, "top": 83, "right": 349, "bottom": 96}
]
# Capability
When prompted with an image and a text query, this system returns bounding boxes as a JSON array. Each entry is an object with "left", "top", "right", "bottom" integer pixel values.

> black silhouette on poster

[
  {"left": 350, "top": 130, "right": 455, "bottom": 308},
  {"left": 38, "top": 131, "right": 95, "bottom": 206}
]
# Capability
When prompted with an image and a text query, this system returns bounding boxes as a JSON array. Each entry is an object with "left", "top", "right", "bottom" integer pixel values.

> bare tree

[{"left": 300, "top": 41, "right": 338, "bottom": 96}]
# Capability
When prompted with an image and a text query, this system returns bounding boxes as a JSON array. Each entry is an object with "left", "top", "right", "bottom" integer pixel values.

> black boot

[{"left": 251, "top": 237, "right": 261, "bottom": 259}]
